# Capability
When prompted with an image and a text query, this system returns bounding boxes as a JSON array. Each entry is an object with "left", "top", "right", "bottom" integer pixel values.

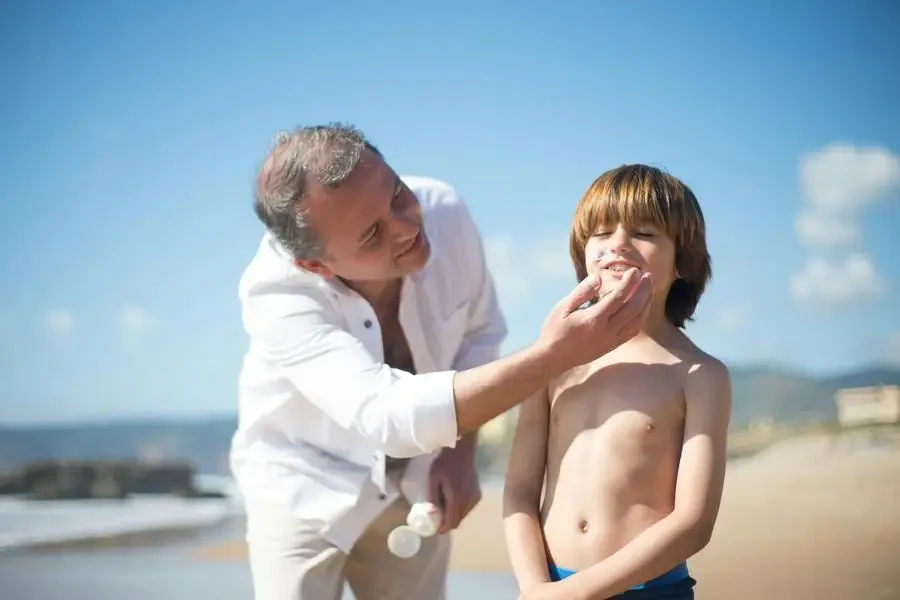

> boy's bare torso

[{"left": 540, "top": 331, "right": 704, "bottom": 571}]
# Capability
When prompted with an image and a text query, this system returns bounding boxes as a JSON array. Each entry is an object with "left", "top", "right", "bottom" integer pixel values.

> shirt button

[{"left": 364, "top": 319, "right": 373, "bottom": 328}]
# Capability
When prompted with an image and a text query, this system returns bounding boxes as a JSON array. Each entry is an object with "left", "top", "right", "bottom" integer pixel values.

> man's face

[{"left": 297, "top": 150, "right": 431, "bottom": 283}]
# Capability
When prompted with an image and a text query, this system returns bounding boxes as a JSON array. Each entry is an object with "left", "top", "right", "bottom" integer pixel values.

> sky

[{"left": 1, "top": 1, "right": 899, "bottom": 424}]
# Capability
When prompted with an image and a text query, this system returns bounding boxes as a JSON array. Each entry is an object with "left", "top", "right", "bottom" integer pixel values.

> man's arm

[
  {"left": 243, "top": 273, "right": 560, "bottom": 459},
  {"left": 244, "top": 259, "right": 651, "bottom": 459},
  {"left": 546, "top": 358, "right": 732, "bottom": 600},
  {"left": 503, "top": 387, "right": 552, "bottom": 592}
]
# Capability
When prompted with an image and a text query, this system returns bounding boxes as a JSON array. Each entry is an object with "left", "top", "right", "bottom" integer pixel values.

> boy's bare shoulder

[{"left": 675, "top": 335, "right": 731, "bottom": 403}]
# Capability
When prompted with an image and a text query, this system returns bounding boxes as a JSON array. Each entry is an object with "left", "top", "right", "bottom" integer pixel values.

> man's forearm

[{"left": 453, "top": 345, "right": 559, "bottom": 435}]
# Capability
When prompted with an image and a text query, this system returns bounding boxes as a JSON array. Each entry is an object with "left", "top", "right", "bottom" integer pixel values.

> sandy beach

[{"left": 194, "top": 430, "right": 900, "bottom": 600}]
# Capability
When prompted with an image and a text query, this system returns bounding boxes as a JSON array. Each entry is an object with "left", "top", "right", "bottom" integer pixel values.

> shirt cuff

[{"left": 401, "top": 370, "right": 459, "bottom": 453}]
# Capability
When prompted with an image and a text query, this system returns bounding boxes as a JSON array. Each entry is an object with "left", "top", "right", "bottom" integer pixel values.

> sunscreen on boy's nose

[{"left": 387, "top": 525, "right": 422, "bottom": 558}]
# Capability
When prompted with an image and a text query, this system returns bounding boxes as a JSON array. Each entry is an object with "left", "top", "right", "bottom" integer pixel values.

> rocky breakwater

[{"left": 0, "top": 460, "right": 227, "bottom": 501}]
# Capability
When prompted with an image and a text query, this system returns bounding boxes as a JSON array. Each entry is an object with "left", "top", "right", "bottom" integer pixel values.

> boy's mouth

[{"left": 601, "top": 259, "right": 642, "bottom": 273}]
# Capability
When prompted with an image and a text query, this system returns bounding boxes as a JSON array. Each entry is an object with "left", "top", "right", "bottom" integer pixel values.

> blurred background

[{"left": 1, "top": 1, "right": 899, "bottom": 599}]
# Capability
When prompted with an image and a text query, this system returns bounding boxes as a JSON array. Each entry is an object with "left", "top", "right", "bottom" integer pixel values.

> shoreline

[{"left": 0, "top": 494, "right": 242, "bottom": 555}]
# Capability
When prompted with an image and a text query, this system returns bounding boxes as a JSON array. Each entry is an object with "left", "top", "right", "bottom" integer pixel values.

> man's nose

[{"left": 390, "top": 211, "right": 419, "bottom": 241}]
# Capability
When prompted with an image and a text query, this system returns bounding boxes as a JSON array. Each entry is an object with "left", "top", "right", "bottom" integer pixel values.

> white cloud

[
  {"left": 795, "top": 210, "right": 858, "bottom": 249},
  {"left": 790, "top": 254, "right": 887, "bottom": 311},
  {"left": 791, "top": 143, "right": 898, "bottom": 312},
  {"left": 716, "top": 307, "right": 747, "bottom": 333},
  {"left": 118, "top": 305, "right": 155, "bottom": 336},
  {"left": 800, "top": 144, "right": 900, "bottom": 215},
  {"left": 43, "top": 310, "right": 75, "bottom": 338},
  {"left": 886, "top": 332, "right": 900, "bottom": 367},
  {"left": 795, "top": 144, "right": 900, "bottom": 250},
  {"left": 484, "top": 232, "right": 573, "bottom": 305}
]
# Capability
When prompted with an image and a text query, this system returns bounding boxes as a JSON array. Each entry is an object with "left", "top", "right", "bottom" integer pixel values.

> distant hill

[
  {"left": 729, "top": 365, "right": 900, "bottom": 429},
  {"left": 1, "top": 365, "right": 898, "bottom": 475}
]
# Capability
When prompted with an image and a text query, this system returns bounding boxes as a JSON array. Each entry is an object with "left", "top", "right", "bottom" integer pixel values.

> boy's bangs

[{"left": 586, "top": 185, "right": 674, "bottom": 237}]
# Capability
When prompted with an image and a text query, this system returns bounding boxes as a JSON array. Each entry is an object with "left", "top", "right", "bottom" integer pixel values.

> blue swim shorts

[{"left": 547, "top": 562, "right": 696, "bottom": 599}]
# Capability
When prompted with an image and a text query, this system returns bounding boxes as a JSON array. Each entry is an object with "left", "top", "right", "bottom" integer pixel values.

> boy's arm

[
  {"left": 503, "top": 386, "right": 552, "bottom": 592},
  {"left": 540, "top": 358, "right": 732, "bottom": 600}
]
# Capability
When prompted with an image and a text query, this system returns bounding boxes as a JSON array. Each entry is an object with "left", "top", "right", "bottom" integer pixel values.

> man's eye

[{"left": 365, "top": 224, "right": 382, "bottom": 245}]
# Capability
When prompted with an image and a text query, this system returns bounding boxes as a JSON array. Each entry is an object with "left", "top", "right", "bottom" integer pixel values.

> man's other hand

[{"left": 428, "top": 442, "right": 482, "bottom": 534}]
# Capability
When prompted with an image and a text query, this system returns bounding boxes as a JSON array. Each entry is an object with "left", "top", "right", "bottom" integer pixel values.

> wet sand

[{"left": 194, "top": 431, "right": 900, "bottom": 600}]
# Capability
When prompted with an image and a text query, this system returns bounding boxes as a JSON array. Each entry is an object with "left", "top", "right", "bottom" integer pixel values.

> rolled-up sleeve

[
  {"left": 450, "top": 200, "right": 508, "bottom": 371},
  {"left": 243, "top": 278, "right": 459, "bottom": 458}
]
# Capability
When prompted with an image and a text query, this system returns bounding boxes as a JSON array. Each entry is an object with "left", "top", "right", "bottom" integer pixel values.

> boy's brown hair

[{"left": 569, "top": 164, "right": 712, "bottom": 328}]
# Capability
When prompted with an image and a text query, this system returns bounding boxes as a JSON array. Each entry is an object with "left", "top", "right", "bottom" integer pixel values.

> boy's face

[{"left": 584, "top": 221, "right": 677, "bottom": 305}]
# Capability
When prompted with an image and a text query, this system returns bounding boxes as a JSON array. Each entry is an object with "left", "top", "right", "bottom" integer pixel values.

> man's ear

[{"left": 295, "top": 259, "right": 334, "bottom": 279}]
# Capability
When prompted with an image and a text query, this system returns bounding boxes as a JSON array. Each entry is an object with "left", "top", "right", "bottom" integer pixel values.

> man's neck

[{"left": 342, "top": 277, "right": 403, "bottom": 321}]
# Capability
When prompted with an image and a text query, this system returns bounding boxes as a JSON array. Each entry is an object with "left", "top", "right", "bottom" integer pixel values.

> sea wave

[{"left": 0, "top": 475, "right": 244, "bottom": 553}]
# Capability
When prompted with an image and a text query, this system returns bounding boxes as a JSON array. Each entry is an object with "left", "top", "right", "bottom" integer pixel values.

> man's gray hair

[{"left": 253, "top": 122, "right": 381, "bottom": 261}]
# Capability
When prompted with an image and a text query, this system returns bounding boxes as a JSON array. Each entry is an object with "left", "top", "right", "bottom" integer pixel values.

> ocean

[{"left": 0, "top": 476, "right": 519, "bottom": 599}]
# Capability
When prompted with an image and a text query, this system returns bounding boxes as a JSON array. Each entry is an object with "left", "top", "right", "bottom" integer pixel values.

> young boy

[{"left": 503, "top": 164, "right": 732, "bottom": 600}]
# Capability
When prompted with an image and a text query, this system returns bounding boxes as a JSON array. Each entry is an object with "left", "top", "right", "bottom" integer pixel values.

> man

[{"left": 230, "top": 123, "right": 654, "bottom": 600}]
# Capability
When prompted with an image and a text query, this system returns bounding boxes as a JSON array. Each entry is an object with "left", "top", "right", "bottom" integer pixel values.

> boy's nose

[{"left": 607, "top": 231, "right": 634, "bottom": 253}]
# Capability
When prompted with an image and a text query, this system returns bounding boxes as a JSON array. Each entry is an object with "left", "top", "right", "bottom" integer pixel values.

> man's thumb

[{"left": 562, "top": 274, "right": 602, "bottom": 315}]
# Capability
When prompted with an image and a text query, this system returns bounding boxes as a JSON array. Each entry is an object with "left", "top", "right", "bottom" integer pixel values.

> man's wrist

[
  {"left": 522, "top": 339, "right": 568, "bottom": 381},
  {"left": 452, "top": 430, "right": 479, "bottom": 461}
]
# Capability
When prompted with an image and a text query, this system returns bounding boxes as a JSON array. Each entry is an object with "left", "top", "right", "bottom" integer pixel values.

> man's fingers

[
  {"left": 579, "top": 268, "right": 639, "bottom": 322},
  {"left": 427, "top": 473, "right": 443, "bottom": 508},
  {"left": 438, "top": 482, "right": 458, "bottom": 533},
  {"left": 615, "top": 280, "right": 653, "bottom": 335},
  {"left": 596, "top": 268, "right": 640, "bottom": 310},
  {"left": 607, "top": 272, "right": 653, "bottom": 328},
  {"left": 561, "top": 274, "right": 603, "bottom": 315}
]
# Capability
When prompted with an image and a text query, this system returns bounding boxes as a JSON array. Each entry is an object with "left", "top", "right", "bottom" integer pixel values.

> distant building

[{"left": 835, "top": 385, "right": 900, "bottom": 428}]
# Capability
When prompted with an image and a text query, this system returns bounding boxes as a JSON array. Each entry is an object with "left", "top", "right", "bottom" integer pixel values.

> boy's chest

[{"left": 550, "top": 359, "right": 687, "bottom": 434}]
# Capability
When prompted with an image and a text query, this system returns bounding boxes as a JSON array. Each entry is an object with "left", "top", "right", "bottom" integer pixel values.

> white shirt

[{"left": 229, "top": 176, "right": 507, "bottom": 552}]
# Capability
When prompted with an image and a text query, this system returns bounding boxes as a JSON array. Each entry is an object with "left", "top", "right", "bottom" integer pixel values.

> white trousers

[{"left": 245, "top": 493, "right": 451, "bottom": 600}]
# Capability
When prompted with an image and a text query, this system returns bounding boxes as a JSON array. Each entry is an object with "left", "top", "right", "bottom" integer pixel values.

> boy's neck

[{"left": 640, "top": 308, "right": 677, "bottom": 340}]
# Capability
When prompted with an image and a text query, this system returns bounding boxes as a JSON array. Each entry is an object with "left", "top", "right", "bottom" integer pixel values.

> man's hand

[
  {"left": 537, "top": 268, "right": 653, "bottom": 374},
  {"left": 428, "top": 436, "right": 482, "bottom": 534}
]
